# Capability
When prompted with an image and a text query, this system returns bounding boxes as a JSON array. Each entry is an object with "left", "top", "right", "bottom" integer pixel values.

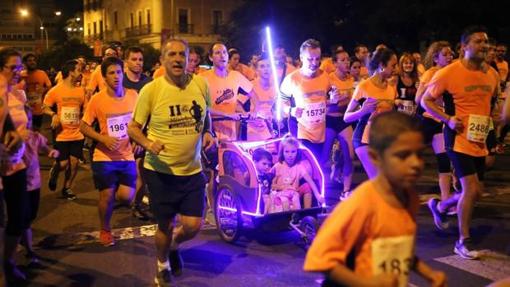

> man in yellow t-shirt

[{"left": 128, "top": 39, "right": 215, "bottom": 285}]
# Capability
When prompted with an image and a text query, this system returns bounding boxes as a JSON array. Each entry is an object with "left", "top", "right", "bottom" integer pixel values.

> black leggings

[{"left": 2, "top": 169, "right": 29, "bottom": 236}]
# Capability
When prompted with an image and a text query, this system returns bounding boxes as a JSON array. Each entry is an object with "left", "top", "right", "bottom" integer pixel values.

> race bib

[
  {"left": 106, "top": 113, "right": 131, "bottom": 139},
  {"left": 372, "top": 235, "right": 414, "bottom": 287},
  {"left": 60, "top": 106, "right": 80, "bottom": 125},
  {"left": 302, "top": 102, "right": 326, "bottom": 124},
  {"left": 397, "top": 100, "right": 416, "bottom": 116},
  {"left": 467, "top": 114, "right": 490, "bottom": 143}
]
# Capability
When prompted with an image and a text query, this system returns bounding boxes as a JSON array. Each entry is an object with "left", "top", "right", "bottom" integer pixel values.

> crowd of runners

[{"left": 0, "top": 24, "right": 510, "bottom": 286}]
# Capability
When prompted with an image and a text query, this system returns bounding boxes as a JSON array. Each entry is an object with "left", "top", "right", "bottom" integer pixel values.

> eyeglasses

[{"left": 3, "top": 65, "right": 23, "bottom": 72}]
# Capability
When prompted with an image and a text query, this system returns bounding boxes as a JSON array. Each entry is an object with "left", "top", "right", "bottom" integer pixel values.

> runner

[
  {"left": 413, "top": 52, "right": 426, "bottom": 77},
  {"left": 495, "top": 43, "right": 508, "bottom": 83},
  {"left": 85, "top": 46, "right": 118, "bottom": 98},
  {"left": 415, "top": 41, "right": 455, "bottom": 211},
  {"left": 280, "top": 39, "right": 333, "bottom": 159},
  {"left": 0, "top": 47, "right": 29, "bottom": 283},
  {"left": 122, "top": 46, "right": 153, "bottom": 220},
  {"left": 354, "top": 44, "right": 370, "bottom": 79},
  {"left": 344, "top": 47, "right": 398, "bottom": 178},
  {"left": 22, "top": 53, "right": 52, "bottom": 130},
  {"left": 123, "top": 46, "right": 152, "bottom": 92},
  {"left": 43, "top": 60, "right": 87, "bottom": 200},
  {"left": 80, "top": 57, "right": 138, "bottom": 247},
  {"left": 304, "top": 111, "right": 446, "bottom": 287},
  {"left": 322, "top": 49, "right": 355, "bottom": 198},
  {"left": 395, "top": 53, "right": 419, "bottom": 116},
  {"left": 247, "top": 53, "right": 276, "bottom": 141},
  {"left": 127, "top": 39, "right": 215, "bottom": 285},
  {"left": 422, "top": 26, "right": 499, "bottom": 260},
  {"left": 228, "top": 48, "right": 256, "bottom": 81},
  {"left": 349, "top": 56, "right": 362, "bottom": 85},
  {"left": 201, "top": 42, "right": 253, "bottom": 141}
]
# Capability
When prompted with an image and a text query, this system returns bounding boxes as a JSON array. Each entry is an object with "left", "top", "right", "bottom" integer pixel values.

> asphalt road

[{"left": 14, "top": 130, "right": 510, "bottom": 287}]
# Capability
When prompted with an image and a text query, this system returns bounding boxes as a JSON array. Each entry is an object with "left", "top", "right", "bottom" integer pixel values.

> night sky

[{"left": 54, "top": 0, "right": 82, "bottom": 16}]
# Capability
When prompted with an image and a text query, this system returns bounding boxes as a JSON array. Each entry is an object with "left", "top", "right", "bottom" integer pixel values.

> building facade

[
  {"left": 83, "top": 0, "right": 240, "bottom": 51},
  {"left": 0, "top": 0, "right": 60, "bottom": 53}
]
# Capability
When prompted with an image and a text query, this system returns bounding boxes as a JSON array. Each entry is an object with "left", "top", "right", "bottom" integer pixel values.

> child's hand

[
  {"left": 368, "top": 273, "right": 398, "bottom": 287},
  {"left": 427, "top": 270, "right": 447, "bottom": 287},
  {"left": 48, "top": 149, "right": 59, "bottom": 159}
]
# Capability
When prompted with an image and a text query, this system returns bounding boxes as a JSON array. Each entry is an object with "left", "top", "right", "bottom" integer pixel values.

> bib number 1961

[{"left": 107, "top": 114, "right": 131, "bottom": 139}]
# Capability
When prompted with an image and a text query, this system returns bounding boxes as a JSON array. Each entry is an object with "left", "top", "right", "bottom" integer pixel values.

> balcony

[
  {"left": 125, "top": 24, "right": 152, "bottom": 38},
  {"left": 177, "top": 23, "right": 194, "bottom": 34}
]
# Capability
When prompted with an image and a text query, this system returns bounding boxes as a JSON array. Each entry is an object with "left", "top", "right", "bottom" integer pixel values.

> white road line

[
  {"left": 434, "top": 250, "right": 510, "bottom": 282},
  {"left": 36, "top": 223, "right": 218, "bottom": 247}
]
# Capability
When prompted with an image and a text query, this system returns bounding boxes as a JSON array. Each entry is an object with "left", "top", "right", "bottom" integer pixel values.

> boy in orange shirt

[
  {"left": 304, "top": 111, "right": 446, "bottom": 287},
  {"left": 80, "top": 57, "right": 137, "bottom": 246}
]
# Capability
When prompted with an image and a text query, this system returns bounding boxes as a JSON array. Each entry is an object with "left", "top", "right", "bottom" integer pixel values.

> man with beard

[{"left": 22, "top": 53, "right": 52, "bottom": 130}]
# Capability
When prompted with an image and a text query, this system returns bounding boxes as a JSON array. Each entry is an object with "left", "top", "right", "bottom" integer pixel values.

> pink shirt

[
  {"left": 23, "top": 131, "right": 51, "bottom": 191},
  {"left": 272, "top": 161, "right": 307, "bottom": 190}
]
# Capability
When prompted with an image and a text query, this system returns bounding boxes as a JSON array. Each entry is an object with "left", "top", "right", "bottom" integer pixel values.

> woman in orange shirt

[
  {"left": 344, "top": 48, "right": 398, "bottom": 179},
  {"left": 415, "top": 41, "right": 455, "bottom": 223}
]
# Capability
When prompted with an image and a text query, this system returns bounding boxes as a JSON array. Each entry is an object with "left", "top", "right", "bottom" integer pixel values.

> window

[
  {"left": 114, "top": 11, "right": 118, "bottom": 25},
  {"left": 138, "top": 11, "right": 142, "bottom": 26},
  {"left": 99, "top": 20, "right": 103, "bottom": 38},
  {"left": 130, "top": 13, "right": 134, "bottom": 28},
  {"left": 178, "top": 8, "right": 189, "bottom": 33},
  {"left": 88, "top": 23, "right": 91, "bottom": 35},
  {"left": 212, "top": 10, "right": 223, "bottom": 34},
  {"left": 93, "top": 21, "right": 97, "bottom": 35},
  {"left": 146, "top": 9, "right": 151, "bottom": 26}
]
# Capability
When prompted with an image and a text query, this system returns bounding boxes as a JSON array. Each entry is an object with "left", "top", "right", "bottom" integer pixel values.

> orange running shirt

[
  {"left": 25, "top": 69, "right": 52, "bottom": 116},
  {"left": 153, "top": 66, "right": 165, "bottom": 78},
  {"left": 44, "top": 83, "right": 87, "bottom": 141},
  {"left": 86, "top": 66, "right": 106, "bottom": 93},
  {"left": 280, "top": 70, "right": 331, "bottom": 143},
  {"left": 427, "top": 61, "right": 499, "bottom": 157},
  {"left": 328, "top": 73, "right": 355, "bottom": 115},
  {"left": 82, "top": 89, "right": 137, "bottom": 161},
  {"left": 304, "top": 180, "right": 417, "bottom": 287},
  {"left": 201, "top": 70, "right": 253, "bottom": 140},
  {"left": 247, "top": 79, "right": 276, "bottom": 141},
  {"left": 320, "top": 58, "right": 336, "bottom": 74},
  {"left": 352, "top": 78, "right": 396, "bottom": 143}
]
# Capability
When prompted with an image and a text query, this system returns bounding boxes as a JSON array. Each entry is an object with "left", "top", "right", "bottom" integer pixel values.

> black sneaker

[
  {"left": 169, "top": 249, "right": 183, "bottom": 277},
  {"left": 48, "top": 163, "right": 60, "bottom": 191},
  {"left": 454, "top": 238, "right": 480, "bottom": 260},
  {"left": 62, "top": 188, "right": 77, "bottom": 200},
  {"left": 154, "top": 268, "right": 172, "bottom": 287},
  {"left": 427, "top": 198, "right": 449, "bottom": 230},
  {"left": 132, "top": 205, "right": 151, "bottom": 221}
]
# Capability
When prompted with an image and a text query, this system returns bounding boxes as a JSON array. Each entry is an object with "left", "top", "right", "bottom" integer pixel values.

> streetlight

[{"left": 19, "top": 8, "right": 61, "bottom": 50}]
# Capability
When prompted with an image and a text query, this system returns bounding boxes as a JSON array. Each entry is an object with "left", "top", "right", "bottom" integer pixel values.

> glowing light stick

[{"left": 265, "top": 26, "right": 282, "bottom": 133}]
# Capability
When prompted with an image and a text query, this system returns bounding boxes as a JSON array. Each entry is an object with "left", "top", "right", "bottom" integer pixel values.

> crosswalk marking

[{"left": 434, "top": 250, "right": 510, "bottom": 282}]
